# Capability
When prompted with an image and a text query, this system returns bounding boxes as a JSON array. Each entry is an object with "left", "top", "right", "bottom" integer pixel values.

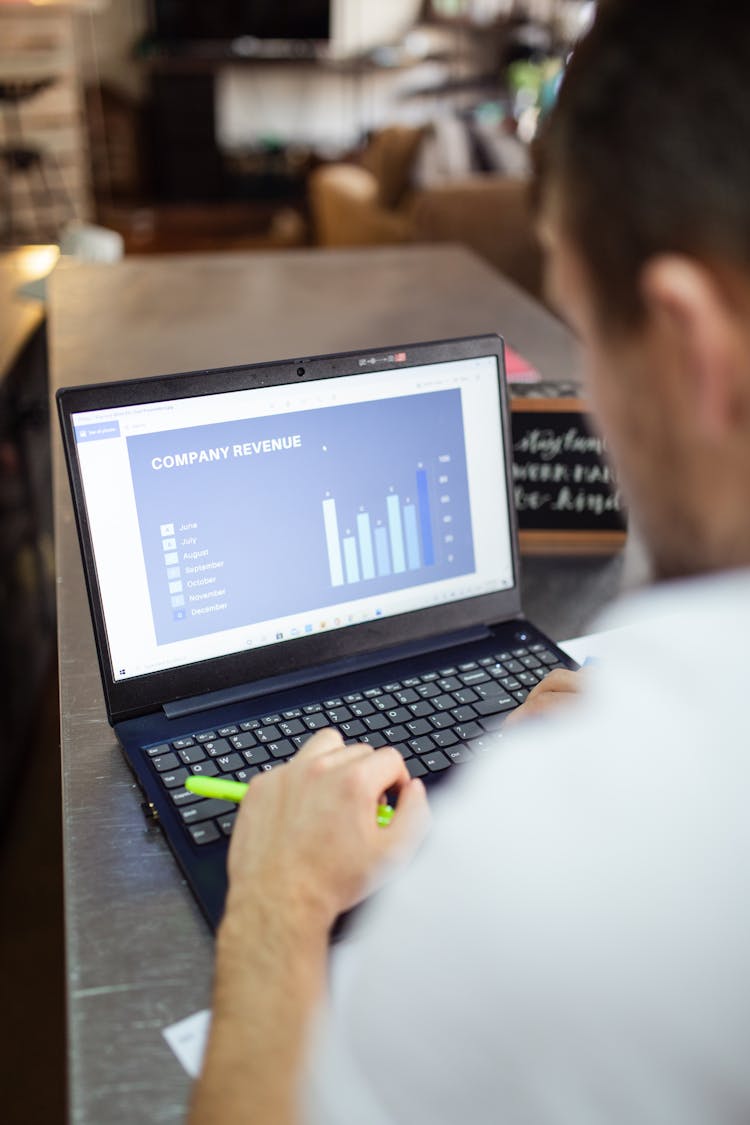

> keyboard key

[
  {"left": 437, "top": 677, "right": 461, "bottom": 692},
  {"left": 235, "top": 767, "right": 259, "bottom": 784},
  {"left": 382, "top": 682, "right": 401, "bottom": 692},
  {"left": 260, "top": 760, "right": 284, "bottom": 771},
  {"left": 267, "top": 739, "right": 295, "bottom": 760},
  {"left": 448, "top": 745, "right": 474, "bottom": 764},
  {"left": 217, "top": 725, "right": 239, "bottom": 737},
  {"left": 152, "top": 753, "right": 178, "bottom": 772},
  {"left": 171, "top": 737, "right": 195, "bottom": 751},
  {"left": 406, "top": 757, "right": 428, "bottom": 779},
  {"left": 475, "top": 697, "right": 516, "bottom": 716},
  {"left": 350, "top": 700, "right": 375, "bottom": 718},
  {"left": 468, "top": 736, "right": 501, "bottom": 754},
  {"left": 494, "top": 651, "right": 512, "bottom": 662},
  {"left": 429, "top": 713, "right": 454, "bottom": 730},
  {"left": 188, "top": 823, "right": 220, "bottom": 846},
  {"left": 392, "top": 744, "right": 413, "bottom": 760},
  {"left": 383, "top": 707, "right": 411, "bottom": 725},
  {"left": 161, "top": 768, "right": 189, "bottom": 789},
  {"left": 406, "top": 718, "right": 432, "bottom": 737},
  {"left": 384, "top": 725, "right": 408, "bottom": 744},
  {"left": 282, "top": 708, "right": 303, "bottom": 719},
  {"left": 521, "top": 655, "right": 542, "bottom": 669},
  {"left": 203, "top": 738, "right": 231, "bottom": 757},
  {"left": 358, "top": 732, "right": 388, "bottom": 748},
  {"left": 363, "top": 688, "right": 381, "bottom": 698},
  {"left": 231, "top": 732, "right": 258, "bottom": 751},
  {"left": 478, "top": 656, "right": 494, "bottom": 666},
  {"left": 451, "top": 705, "right": 477, "bottom": 724},
  {"left": 256, "top": 725, "right": 282, "bottom": 743},
  {"left": 323, "top": 698, "right": 343, "bottom": 709},
  {"left": 394, "top": 689, "right": 419, "bottom": 705},
  {"left": 453, "top": 688, "right": 479, "bottom": 706},
  {"left": 513, "top": 690, "right": 529, "bottom": 703},
  {"left": 303, "top": 703, "right": 323, "bottom": 714},
  {"left": 190, "top": 759, "right": 219, "bottom": 776},
  {"left": 500, "top": 676, "right": 522, "bottom": 691},
  {"left": 419, "top": 671, "right": 439, "bottom": 682},
  {"left": 262, "top": 714, "right": 282, "bottom": 725},
  {"left": 242, "top": 746, "right": 270, "bottom": 767},
  {"left": 511, "top": 647, "right": 529, "bottom": 657},
  {"left": 504, "top": 659, "right": 524, "bottom": 674},
  {"left": 409, "top": 700, "right": 435, "bottom": 718},
  {"left": 458, "top": 661, "right": 478, "bottom": 672},
  {"left": 459, "top": 670, "right": 490, "bottom": 686},
  {"left": 218, "top": 813, "right": 237, "bottom": 836},
  {"left": 372, "top": 695, "right": 397, "bottom": 711},
  {"left": 433, "top": 729, "right": 459, "bottom": 749},
  {"left": 343, "top": 692, "right": 363, "bottom": 704},
  {"left": 180, "top": 797, "right": 236, "bottom": 824},
  {"left": 279, "top": 719, "right": 305, "bottom": 737},
  {"left": 170, "top": 786, "right": 201, "bottom": 807},
  {"left": 416, "top": 683, "right": 440, "bottom": 699},
  {"left": 304, "top": 713, "right": 329, "bottom": 731},
  {"left": 194, "top": 731, "right": 217, "bottom": 743},
  {"left": 402, "top": 677, "right": 420, "bottom": 687},
  {"left": 240, "top": 719, "right": 261, "bottom": 731},
  {"left": 339, "top": 719, "right": 366, "bottom": 739},
  {"left": 438, "top": 666, "right": 457, "bottom": 676},
  {"left": 517, "top": 672, "right": 540, "bottom": 687},
  {"left": 409, "top": 736, "right": 435, "bottom": 756},
  {"left": 179, "top": 745, "right": 207, "bottom": 765},
  {"left": 146, "top": 743, "right": 170, "bottom": 757},
  {"left": 423, "top": 750, "right": 451, "bottom": 772},
  {"left": 455, "top": 722, "right": 483, "bottom": 742},
  {"left": 364, "top": 713, "right": 388, "bottom": 732},
  {"left": 433, "top": 694, "right": 456, "bottom": 711},
  {"left": 325, "top": 707, "right": 352, "bottom": 724},
  {"left": 215, "top": 752, "right": 243, "bottom": 772}
]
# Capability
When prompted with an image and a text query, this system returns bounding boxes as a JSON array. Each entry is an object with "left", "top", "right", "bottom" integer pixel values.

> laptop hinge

[{"left": 163, "top": 625, "right": 493, "bottom": 720}]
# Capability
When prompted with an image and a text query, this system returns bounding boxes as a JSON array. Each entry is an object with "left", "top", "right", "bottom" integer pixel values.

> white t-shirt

[{"left": 304, "top": 570, "right": 750, "bottom": 1125}]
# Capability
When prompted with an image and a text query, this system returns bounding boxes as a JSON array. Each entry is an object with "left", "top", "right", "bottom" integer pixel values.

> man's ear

[{"left": 639, "top": 255, "right": 743, "bottom": 439}]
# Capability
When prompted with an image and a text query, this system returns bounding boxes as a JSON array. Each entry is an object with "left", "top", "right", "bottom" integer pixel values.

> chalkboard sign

[{"left": 510, "top": 390, "right": 626, "bottom": 554}]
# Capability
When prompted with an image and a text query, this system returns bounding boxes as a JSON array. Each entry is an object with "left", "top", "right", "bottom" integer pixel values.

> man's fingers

[
  {"left": 387, "top": 777, "right": 430, "bottom": 851},
  {"left": 294, "top": 726, "right": 344, "bottom": 759},
  {"left": 529, "top": 668, "right": 581, "bottom": 696}
]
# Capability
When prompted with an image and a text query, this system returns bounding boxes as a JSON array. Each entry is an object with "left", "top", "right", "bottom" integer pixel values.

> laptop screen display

[{"left": 71, "top": 354, "right": 514, "bottom": 681}]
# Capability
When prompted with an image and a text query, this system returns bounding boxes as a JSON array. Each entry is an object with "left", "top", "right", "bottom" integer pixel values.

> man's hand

[
  {"left": 504, "top": 668, "right": 583, "bottom": 727},
  {"left": 225, "top": 728, "right": 430, "bottom": 932},
  {"left": 190, "top": 731, "right": 429, "bottom": 1125}
]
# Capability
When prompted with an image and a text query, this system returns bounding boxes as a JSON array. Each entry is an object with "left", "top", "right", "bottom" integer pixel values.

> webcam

[{"left": 297, "top": 366, "right": 305, "bottom": 376}]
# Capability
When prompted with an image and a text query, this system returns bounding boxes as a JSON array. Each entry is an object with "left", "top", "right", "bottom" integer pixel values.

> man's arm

[{"left": 188, "top": 729, "right": 429, "bottom": 1125}]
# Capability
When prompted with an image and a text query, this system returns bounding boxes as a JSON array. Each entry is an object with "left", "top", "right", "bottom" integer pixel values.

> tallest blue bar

[{"left": 416, "top": 469, "right": 435, "bottom": 566}]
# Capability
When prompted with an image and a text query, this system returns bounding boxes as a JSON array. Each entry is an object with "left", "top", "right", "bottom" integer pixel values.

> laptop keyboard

[{"left": 143, "top": 644, "right": 566, "bottom": 846}]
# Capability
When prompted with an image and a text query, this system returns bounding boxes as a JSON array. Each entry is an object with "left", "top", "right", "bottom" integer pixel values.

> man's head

[{"left": 534, "top": 0, "right": 750, "bottom": 579}]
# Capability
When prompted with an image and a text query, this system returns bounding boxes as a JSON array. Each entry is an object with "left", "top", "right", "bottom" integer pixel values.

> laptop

[{"left": 57, "top": 334, "right": 577, "bottom": 930}]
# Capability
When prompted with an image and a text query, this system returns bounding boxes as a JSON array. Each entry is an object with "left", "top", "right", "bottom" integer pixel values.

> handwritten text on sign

[{"left": 511, "top": 413, "right": 625, "bottom": 531}]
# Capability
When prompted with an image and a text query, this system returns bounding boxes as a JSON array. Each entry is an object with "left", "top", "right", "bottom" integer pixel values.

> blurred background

[{"left": 0, "top": 2, "right": 594, "bottom": 1120}]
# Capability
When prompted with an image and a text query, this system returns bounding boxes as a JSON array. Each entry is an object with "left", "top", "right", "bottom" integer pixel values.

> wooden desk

[{"left": 50, "top": 245, "right": 622, "bottom": 1124}]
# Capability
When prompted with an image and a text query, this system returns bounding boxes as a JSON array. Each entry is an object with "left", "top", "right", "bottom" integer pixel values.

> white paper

[
  {"left": 558, "top": 626, "right": 631, "bottom": 666},
  {"left": 162, "top": 1008, "right": 212, "bottom": 1078}
]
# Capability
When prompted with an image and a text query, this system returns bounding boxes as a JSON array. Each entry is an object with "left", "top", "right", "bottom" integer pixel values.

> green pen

[{"left": 184, "top": 775, "right": 394, "bottom": 825}]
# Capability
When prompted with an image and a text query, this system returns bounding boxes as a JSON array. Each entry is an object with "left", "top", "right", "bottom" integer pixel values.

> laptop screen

[{"left": 70, "top": 353, "right": 514, "bottom": 682}]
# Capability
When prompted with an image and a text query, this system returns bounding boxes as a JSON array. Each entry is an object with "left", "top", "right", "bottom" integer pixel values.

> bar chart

[{"left": 322, "top": 462, "right": 449, "bottom": 590}]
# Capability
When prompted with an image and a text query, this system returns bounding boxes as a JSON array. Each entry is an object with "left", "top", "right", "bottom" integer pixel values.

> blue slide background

[{"left": 126, "top": 389, "right": 475, "bottom": 645}]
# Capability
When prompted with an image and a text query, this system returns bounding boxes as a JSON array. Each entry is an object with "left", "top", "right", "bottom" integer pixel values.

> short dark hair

[{"left": 535, "top": 0, "right": 750, "bottom": 330}]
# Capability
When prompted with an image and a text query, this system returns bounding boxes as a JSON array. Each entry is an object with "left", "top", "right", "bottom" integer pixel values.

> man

[{"left": 191, "top": 1, "right": 750, "bottom": 1121}]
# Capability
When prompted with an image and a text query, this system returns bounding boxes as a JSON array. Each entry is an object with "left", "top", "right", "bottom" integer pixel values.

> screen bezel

[{"left": 57, "top": 335, "right": 522, "bottom": 723}]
